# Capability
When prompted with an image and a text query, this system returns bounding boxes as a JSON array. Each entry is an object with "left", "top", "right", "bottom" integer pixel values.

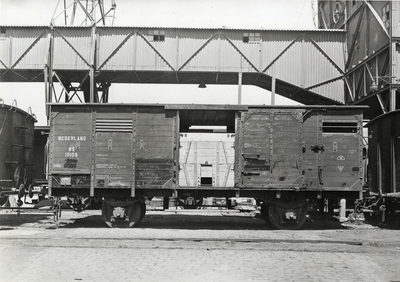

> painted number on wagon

[{"left": 65, "top": 147, "right": 78, "bottom": 158}]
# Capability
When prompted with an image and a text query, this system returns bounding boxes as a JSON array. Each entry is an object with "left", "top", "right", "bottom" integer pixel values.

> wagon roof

[{"left": 48, "top": 103, "right": 368, "bottom": 111}]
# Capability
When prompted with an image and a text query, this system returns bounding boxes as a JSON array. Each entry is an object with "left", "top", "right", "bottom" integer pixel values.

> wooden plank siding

[
  {"left": 50, "top": 110, "right": 92, "bottom": 175},
  {"left": 135, "top": 107, "right": 176, "bottom": 188},
  {"left": 367, "top": 111, "right": 400, "bottom": 194},
  {"left": 301, "top": 113, "right": 320, "bottom": 190},
  {"left": 239, "top": 109, "right": 304, "bottom": 188},
  {"left": 48, "top": 104, "right": 364, "bottom": 195},
  {"left": 0, "top": 105, "right": 36, "bottom": 189},
  {"left": 49, "top": 105, "right": 177, "bottom": 193},
  {"left": 238, "top": 108, "right": 363, "bottom": 192}
]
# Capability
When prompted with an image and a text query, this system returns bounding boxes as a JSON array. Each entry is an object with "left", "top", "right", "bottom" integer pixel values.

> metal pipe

[
  {"left": 271, "top": 66, "right": 276, "bottom": 105},
  {"left": 382, "top": 192, "right": 400, "bottom": 199},
  {"left": 238, "top": 72, "right": 242, "bottom": 105}
]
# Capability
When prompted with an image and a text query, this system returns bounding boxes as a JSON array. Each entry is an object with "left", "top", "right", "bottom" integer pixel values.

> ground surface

[{"left": 0, "top": 208, "right": 399, "bottom": 282}]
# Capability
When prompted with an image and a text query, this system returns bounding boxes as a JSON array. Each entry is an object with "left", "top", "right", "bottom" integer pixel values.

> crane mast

[{"left": 51, "top": 0, "right": 117, "bottom": 26}]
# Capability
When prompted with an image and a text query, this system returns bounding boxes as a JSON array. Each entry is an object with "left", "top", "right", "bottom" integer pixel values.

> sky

[{"left": 0, "top": 0, "right": 317, "bottom": 125}]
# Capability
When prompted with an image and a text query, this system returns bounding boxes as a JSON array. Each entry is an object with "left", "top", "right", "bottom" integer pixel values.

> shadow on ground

[
  {"left": 56, "top": 212, "right": 348, "bottom": 230},
  {"left": 0, "top": 213, "right": 52, "bottom": 228},
  {"left": 0, "top": 209, "right": 350, "bottom": 230}
]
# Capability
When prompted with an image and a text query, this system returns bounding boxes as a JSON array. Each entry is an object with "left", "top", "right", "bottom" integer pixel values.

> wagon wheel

[
  {"left": 127, "top": 202, "right": 143, "bottom": 227},
  {"left": 18, "top": 184, "right": 25, "bottom": 200},
  {"left": 268, "top": 202, "right": 307, "bottom": 230},
  {"left": 102, "top": 201, "right": 143, "bottom": 228},
  {"left": 260, "top": 202, "right": 271, "bottom": 225},
  {"left": 138, "top": 201, "right": 146, "bottom": 222},
  {"left": 28, "top": 185, "right": 34, "bottom": 199}
]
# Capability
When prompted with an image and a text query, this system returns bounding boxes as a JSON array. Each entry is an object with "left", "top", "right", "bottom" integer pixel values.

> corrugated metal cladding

[
  {"left": 1, "top": 26, "right": 346, "bottom": 73},
  {"left": 98, "top": 28, "right": 346, "bottom": 92},
  {"left": 394, "top": 1, "right": 400, "bottom": 37},
  {"left": 0, "top": 26, "right": 93, "bottom": 70},
  {"left": 98, "top": 28, "right": 224, "bottom": 71},
  {"left": 308, "top": 80, "right": 344, "bottom": 103},
  {"left": 1, "top": 26, "right": 346, "bottom": 102},
  {"left": 262, "top": 33, "right": 345, "bottom": 98},
  {"left": 99, "top": 28, "right": 346, "bottom": 72},
  {"left": 0, "top": 27, "right": 48, "bottom": 69},
  {"left": 52, "top": 27, "right": 93, "bottom": 70}
]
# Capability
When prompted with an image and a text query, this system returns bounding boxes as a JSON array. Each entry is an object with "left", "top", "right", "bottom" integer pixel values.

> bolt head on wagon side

[{"left": 48, "top": 103, "right": 366, "bottom": 229}]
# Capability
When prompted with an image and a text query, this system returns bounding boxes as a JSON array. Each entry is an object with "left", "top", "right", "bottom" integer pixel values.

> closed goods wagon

[{"left": 48, "top": 103, "right": 365, "bottom": 229}]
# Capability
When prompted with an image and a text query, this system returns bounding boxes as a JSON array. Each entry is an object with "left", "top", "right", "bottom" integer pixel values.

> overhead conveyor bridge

[{"left": 0, "top": 26, "right": 346, "bottom": 105}]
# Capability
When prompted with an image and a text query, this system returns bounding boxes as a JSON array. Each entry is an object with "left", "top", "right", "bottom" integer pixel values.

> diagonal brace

[
  {"left": 262, "top": 34, "right": 303, "bottom": 73},
  {"left": 53, "top": 29, "right": 91, "bottom": 67},
  {"left": 220, "top": 34, "right": 259, "bottom": 72},
  {"left": 137, "top": 31, "right": 176, "bottom": 71},
  {"left": 98, "top": 30, "right": 136, "bottom": 70},
  {"left": 178, "top": 33, "right": 219, "bottom": 71},
  {"left": 10, "top": 29, "right": 48, "bottom": 69}
]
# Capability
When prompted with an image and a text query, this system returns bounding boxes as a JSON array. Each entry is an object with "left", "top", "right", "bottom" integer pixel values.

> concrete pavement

[
  {"left": 0, "top": 210, "right": 399, "bottom": 282},
  {"left": 0, "top": 242, "right": 393, "bottom": 282}
]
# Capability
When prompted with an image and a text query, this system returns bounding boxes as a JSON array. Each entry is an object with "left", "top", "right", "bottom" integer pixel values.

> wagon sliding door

[
  {"left": 320, "top": 113, "right": 363, "bottom": 191},
  {"left": 94, "top": 114, "right": 134, "bottom": 195},
  {"left": 135, "top": 107, "right": 177, "bottom": 190},
  {"left": 238, "top": 109, "right": 304, "bottom": 189},
  {"left": 93, "top": 107, "right": 177, "bottom": 196}
]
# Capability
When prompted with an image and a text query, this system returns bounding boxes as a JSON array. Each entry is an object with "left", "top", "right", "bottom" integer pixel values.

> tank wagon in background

[
  {"left": 47, "top": 103, "right": 366, "bottom": 229},
  {"left": 0, "top": 101, "right": 36, "bottom": 206}
]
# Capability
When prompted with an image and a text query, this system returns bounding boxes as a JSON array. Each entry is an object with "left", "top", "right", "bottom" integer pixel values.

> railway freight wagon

[
  {"left": 48, "top": 103, "right": 365, "bottom": 229},
  {"left": 362, "top": 110, "right": 400, "bottom": 226},
  {"left": 0, "top": 101, "right": 36, "bottom": 206}
]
